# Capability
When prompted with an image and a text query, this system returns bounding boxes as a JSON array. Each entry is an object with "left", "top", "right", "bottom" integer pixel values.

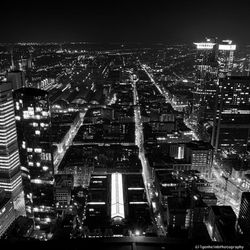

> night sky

[{"left": 2, "top": 0, "right": 250, "bottom": 44}]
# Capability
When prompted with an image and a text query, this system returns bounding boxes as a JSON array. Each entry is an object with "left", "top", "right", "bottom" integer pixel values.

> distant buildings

[{"left": 193, "top": 38, "right": 237, "bottom": 126}]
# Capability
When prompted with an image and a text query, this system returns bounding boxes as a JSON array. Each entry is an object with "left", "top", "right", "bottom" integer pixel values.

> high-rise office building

[
  {"left": 237, "top": 192, "right": 250, "bottom": 239},
  {"left": 218, "top": 40, "right": 236, "bottom": 76},
  {"left": 193, "top": 38, "right": 219, "bottom": 124},
  {"left": 194, "top": 38, "right": 218, "bottom": 79},
  {"left": 0, "top": 190, "right": 16, "bottom": 238},
  {"left": 211, "top": 76, "right": 250, "bottom": 155},
  {"left": 207, "top": 206, "right": 236, "bottom": 242},
  {"left": 0, "top": 82, "right": 25, "bottom": 218},
  {"left": 193, "top": 38, "right": 237, "bottom": 125},
  {"left": 13, "top": 88, "right": 55, "bottom": 230}
]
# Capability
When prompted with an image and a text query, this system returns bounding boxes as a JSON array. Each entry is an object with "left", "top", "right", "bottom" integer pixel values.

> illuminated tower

[
  {"left": 13, "top": 88, "right": 55, "bottom": 231},
  {"left": 193, "top": 38, "right": 218, "bottom": 123},
  {"left": 218, "top": 40, "right": 236, "bottom": 76},
  {"left": 10, "top": 47, "right": 15, "bottom": 71},
  {"left": 0, "top": 82, "right": 25, "bottom": 217},
  {"left": 193, "top": 38, "right": 218, "bottom": 80},
  {"left": 211, "top": 76, "right": 250, "bottom": 156}
]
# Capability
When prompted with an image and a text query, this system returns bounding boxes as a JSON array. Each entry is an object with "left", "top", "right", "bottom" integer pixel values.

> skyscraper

[
  {"left": 13, "top": 88, "right": 55, "bottom": 230},
  {"left": 211, "top": 76, "right": 250, "bottom": 156},
  {"left": 193, "top": 38, "right": 219, "bottom": 124},
  {"left": 218, "top": 40, "right": 236, "bottom": 76},
  {"left": 0, "top": 81, "right": 25, "bottom": 217},
  {"left": 193, "top": 38, "right": 237, "bottom": 125},
  {"left": 237, "top": 192, "right": 250, "bottom": 240}
]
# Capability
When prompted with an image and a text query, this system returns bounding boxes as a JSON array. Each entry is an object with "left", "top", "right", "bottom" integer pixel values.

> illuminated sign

[
  {"left": 194, "top": 42, "right": 215, "bottom": 50},
  {"left": 218, "top": 44, "right": 236, "bottom": 51}
]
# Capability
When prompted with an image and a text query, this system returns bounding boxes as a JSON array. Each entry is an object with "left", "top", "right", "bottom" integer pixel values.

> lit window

[
  {"left": 23, "top": 111, "right": 29, "bottom": 119},
  {"left": 42, "top": 166, "right": 49, "bottom": 171},
  {"left": 35, "top": 130, "right": 40, "bottom": 135},
  {"left": 34, "top": 148, "right": 42, "bottom": 153},
  {"left": 16, "top": 102, "right": 20, "bottom": 110}
]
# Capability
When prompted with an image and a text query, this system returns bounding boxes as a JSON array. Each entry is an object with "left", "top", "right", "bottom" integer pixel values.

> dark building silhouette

[
  {"left": 237, "top": 192, "right": 250, "bottom": 240},
  {"left": 211, "top": 76, "right": 250, "bottom": 155},
  {"left": 207, "top": 205, "right": 236, "bottom": 242}
]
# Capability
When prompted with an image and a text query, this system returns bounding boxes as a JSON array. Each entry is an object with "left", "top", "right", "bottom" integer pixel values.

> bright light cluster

[{"left": 111, "top": 172, "right": 125, "bottom": 219}]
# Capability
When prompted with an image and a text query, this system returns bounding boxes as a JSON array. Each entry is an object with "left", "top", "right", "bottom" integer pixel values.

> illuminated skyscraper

[
  {"left": 218, "top": 40, "right": 236, "bottom": 76},
  {"left": 193, "top": 38, "right": 219, "bottom": 124},
  {"left": 13, "top": 88, "right": 55, "bottom": 230},
  {"left": 0, "top": 82, "right": 25, "bottom": 217},
  {"left": 193, "top": 38, "right": 237, "bottom": 126},
  {"left": 194, "top": 38, "right": 218, "bottom": 81},
  {"left": 211, "top": 76, "right": 250, "bottom": 156}
]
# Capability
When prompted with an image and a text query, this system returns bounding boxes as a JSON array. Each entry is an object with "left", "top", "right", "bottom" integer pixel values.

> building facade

[
  {"left": 211, "top": 76, "right": 250, "bottom": 156},
  {"left": 13, "top": 88, "right": 55, "bottom": 230},
  {"left": 0, "top": 82, "right": 25, "bottom": 218}
]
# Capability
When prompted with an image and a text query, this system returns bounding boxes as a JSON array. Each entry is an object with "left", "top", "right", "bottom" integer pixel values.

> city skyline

[{"left": 0, "top": 1, "right": 250, "bottom": 248}]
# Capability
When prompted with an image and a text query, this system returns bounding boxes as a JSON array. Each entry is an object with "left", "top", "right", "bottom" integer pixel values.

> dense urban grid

[{"left": 0, "top": 40, "right": 249, "bottom": 248}]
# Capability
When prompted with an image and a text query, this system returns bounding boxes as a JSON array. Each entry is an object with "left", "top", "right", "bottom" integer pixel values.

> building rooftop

[
  {"left": 14, "top": 87, "right": 48, "bottom": 96},
  {"left": 186, "top": 141, "right": 213, "bottom": 150}
]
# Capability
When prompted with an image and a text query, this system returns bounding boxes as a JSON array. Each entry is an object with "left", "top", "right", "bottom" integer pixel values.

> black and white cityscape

[{"left": 0, "top": 1, "right": 250, "bottom": 249}]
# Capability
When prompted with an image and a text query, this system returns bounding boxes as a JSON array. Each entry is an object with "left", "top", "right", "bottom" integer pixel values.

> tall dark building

[
  {"left": 0, "top": 82, "right": 25, "bottom": 218},
  {"left": 237, "top": 192, "right": 250, "bottom": 239},
  {"left": 207, "top": 206, "right": 236, "bottom": 242},
  {"left": 193, "top": 38, "right": 237, "bottom": 125},
  {"left": 211, "top": 76, "right": 250, "bottom": 155},
  {"left": 13, "top": 88, "right": 55, "bottom": 230}
]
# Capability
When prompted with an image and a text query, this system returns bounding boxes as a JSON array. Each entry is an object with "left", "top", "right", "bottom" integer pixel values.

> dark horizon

[{"left": 2, "top": 0, "right": 250, "bottom": 45}]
